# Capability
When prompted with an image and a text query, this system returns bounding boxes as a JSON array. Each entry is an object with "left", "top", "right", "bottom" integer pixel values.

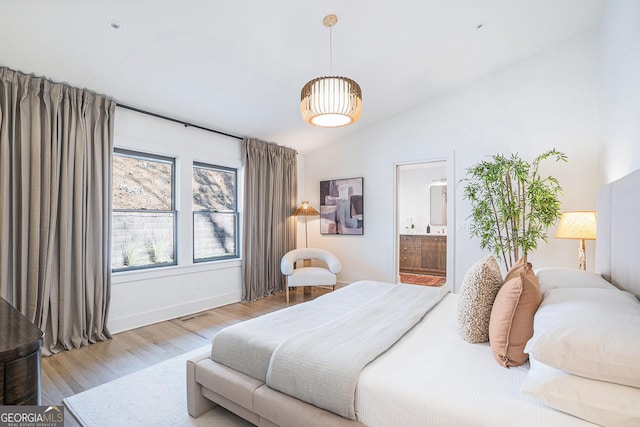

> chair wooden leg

[
  {"left": 286, "top": 286, "right": 289, "bottom": 304},
  {"left": 303, "top": 286, "right": 311, "bottom": 295},
  {"left": 332, "top": 285, "right": 336, "bottom": 291}
]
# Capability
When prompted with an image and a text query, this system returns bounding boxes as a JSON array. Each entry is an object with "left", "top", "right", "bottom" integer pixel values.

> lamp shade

[
  {"left": 293, "top": 201, "right": 320, "bottom": 216},
  {"left": 555, "top": 211, "right": 597, "bottom": 240},
  {"left": 300, "top": 76, "right": 362, "bottom": 127}
]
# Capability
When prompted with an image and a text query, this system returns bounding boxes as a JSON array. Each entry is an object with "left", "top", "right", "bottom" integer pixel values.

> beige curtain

[
  {"left": 0, "top": 67, "right": 114, "bottom": 355},
  {"left": 242, "top": 138, "right": 297, "bottom": 301}
]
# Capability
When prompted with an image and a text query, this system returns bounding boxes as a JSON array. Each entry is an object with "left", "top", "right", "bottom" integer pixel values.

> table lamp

[
  {"left": 555, "top": 211, "right": 597, "bottom": 270},
  {"left": 293, "top": 201, "right": 320, "bottom": 248}
]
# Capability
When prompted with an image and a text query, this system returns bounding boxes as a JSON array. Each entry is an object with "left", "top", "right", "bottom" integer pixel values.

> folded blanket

[
  {"left": 211, "top": 281, "right": 398, "bottom": 382},
  {"left": 266, "top": 284, "right": 448, "bottom": 420}
]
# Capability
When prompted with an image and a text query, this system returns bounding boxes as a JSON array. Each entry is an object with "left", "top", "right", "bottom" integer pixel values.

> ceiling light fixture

[
  {"left": 301, "top": 14, "right": 362, "bottom": 128},
  {"left": 108, "top": 20, "right": 122, "bottom": 30}
]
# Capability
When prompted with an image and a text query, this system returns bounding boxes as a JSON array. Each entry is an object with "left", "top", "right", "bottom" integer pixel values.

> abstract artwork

[{"left": 320, "top": 177, "right": 363, "bottom": 235}]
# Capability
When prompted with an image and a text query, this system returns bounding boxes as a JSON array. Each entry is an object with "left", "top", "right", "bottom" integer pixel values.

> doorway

[{"left": 396, "top": 160, "right": 449, "bottom": 288}]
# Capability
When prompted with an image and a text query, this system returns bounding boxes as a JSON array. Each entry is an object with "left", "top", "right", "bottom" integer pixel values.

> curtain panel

[
  {"left": 0, "top": 67, "right": 114, "bottom": 355},
  {"left": 242, "top": 138, "right": 297, "bottom": 301}
]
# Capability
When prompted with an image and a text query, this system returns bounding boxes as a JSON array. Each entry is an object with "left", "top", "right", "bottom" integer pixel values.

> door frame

[{"left": 393, "top": 150, "right": 456, "bottom": 292}]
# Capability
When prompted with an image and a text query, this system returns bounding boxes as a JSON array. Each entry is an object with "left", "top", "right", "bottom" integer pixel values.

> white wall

[
  {"left": 599, "top": 0, "right": 640, "bottom": 183},
  {"left": 397, "top": 164, "right": 447, "bottom": 234},
  {"left": 302, "top": 31, "right": 601, "bottom": 290},
  {"left": 109, "top": 108, "right": 243, "bottom": 333}
]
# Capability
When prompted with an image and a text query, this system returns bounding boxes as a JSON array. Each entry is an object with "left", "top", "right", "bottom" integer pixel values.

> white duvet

[{"left": 355, "top": 294, "right": 597, "bottom": 427}]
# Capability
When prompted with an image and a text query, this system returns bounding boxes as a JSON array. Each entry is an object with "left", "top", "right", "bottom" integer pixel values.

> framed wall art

[{"left": 319, "top": 177, "right": 363, "bottom": 235}]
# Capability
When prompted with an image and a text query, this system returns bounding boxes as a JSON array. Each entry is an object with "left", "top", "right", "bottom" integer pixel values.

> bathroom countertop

[{"left": 400, "top": 232, "right": 447, "bottom": 236}]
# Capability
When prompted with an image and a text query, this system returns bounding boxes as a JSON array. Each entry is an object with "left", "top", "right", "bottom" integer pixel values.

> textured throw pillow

[
  {"left": 457, "top": 255, "right": 503, "bottom": 343},
  {"left": 525, "top": 287, "right": 640, "bottom": 388},
  {"left": 489, "top": 264, "right": 542, "bottom": 367},
  {"left": 522, "top": 358, "right": 640, "bottom": 427}
]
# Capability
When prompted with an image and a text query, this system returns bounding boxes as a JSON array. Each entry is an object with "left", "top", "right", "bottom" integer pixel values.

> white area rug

[{"left": 63, "top": 346, "right": 254, "bottom": 427}]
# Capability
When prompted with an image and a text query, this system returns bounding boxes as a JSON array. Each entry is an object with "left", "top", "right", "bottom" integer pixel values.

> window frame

[
  {"left": 112, "top": 148, "right": 178, "bottom": 272},
  {"left": 192, "top": 161, "right": 239, "bottom": 263}
]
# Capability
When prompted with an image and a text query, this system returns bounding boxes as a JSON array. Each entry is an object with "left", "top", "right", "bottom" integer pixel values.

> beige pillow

[
  {"left": 457, "top": 255, "right": 504, "bottom": 343},
  {"left": 489, "top": 264, "right": 542, "bottom": 367},
  {"left": 504, "top": 257, "right": 530, "bottom": 282}
]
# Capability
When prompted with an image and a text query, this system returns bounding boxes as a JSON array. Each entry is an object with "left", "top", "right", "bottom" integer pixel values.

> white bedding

[
  {"left": 355, "top": 294, "right": 597, "bottom": 427},
  {"left": 212, "top": 280, "right": 447, "bottom": 420},
  {"left": 211, "top": 280, "right": 397, "bottom": 382},
  {"left": 267, "top": 284, "right": 447, "bottom": 419}
]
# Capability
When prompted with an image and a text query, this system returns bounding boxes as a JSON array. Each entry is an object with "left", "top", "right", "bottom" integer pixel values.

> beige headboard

[{"left": 596, "top": 168, "right": 640, "bottom": 298}]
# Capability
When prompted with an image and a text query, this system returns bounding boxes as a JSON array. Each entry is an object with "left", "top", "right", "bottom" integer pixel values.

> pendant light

[{"left": 301, "top": 14, "right": 362, "bottom": 128}]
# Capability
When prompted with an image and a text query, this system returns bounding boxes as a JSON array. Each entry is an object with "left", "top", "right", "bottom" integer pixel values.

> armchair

[{"left": 280, "top": 248, "right": 342, "bottom": 303}]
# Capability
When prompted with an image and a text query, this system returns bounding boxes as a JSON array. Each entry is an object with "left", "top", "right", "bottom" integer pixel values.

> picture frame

[{"left": 319, "top": 177, "right": 363, "bottom": 235}]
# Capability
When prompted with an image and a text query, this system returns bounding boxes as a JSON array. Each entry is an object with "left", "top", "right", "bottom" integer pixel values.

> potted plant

[{"left": 462, "top": 149, "right": 567, "bottom": 269}]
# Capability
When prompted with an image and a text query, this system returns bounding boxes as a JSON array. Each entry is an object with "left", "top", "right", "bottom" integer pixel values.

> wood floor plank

[{"left": 41, "top": 286, "right": 331, "bottom": 417}]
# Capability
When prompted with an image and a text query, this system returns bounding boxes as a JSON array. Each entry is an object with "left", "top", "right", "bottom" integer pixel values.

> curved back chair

[{"left": 280, "top": 248, "right": 342, "bottom": 303}]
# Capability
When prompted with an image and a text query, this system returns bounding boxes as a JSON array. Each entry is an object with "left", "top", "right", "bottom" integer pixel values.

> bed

[{"left": 187, "top": 169, "right": 640, "bottom": 427}]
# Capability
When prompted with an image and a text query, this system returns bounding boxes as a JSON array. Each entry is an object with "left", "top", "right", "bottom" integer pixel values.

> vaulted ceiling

[{"left": 1, "top": 0, "right": 604, "bottom": 153}]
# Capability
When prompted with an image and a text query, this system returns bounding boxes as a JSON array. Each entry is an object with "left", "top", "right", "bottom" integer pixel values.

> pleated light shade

[
  {"left": 293, "top": 201, "right": 320, "bottom": 216},
  {"left": 300, "top": 76, "right": 362, "bottom": 128}
]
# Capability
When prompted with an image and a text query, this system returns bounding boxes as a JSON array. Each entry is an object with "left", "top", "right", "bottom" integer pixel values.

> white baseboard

[{"left": 108, "top": 291, "right": 241, "bottom": 334}]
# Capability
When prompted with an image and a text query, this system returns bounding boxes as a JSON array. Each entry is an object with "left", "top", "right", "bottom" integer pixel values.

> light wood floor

[{"left": 41, "top": 287, "right": 330, "bottom": 426}]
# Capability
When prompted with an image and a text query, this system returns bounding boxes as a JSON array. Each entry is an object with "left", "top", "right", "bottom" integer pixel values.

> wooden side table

[{"left": 0, "top": 297, "right": 44, "bottom": 405}]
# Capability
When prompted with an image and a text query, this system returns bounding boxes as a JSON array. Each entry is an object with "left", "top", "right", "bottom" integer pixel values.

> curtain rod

[{"left": 115, "top": 103, "right": 243, "bottom": 141}]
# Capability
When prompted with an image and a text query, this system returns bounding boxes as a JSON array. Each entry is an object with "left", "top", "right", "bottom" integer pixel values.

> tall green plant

[{"left": 463, "top": 149, "right": 567, "bottom": 269}]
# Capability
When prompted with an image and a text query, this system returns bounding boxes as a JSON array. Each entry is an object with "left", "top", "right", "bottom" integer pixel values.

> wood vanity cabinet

[{"left": 399, "top": 234, "right": 446, "bottom": 276}]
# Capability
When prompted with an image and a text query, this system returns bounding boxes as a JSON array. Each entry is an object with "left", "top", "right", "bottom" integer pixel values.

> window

[
  {"left": 111, "top": 149, "right": 176, "bottom": 271},
  {"left": 192, "top": 162, "right": 238, "bottom": 262}
]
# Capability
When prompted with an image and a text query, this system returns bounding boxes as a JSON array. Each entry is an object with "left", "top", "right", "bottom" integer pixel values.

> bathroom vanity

[{"left": 399, "top": 234, "right": 446, "bottom": 276}]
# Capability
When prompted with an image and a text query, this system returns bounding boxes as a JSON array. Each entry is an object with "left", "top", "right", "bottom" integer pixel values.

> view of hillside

[
  {"left": 111, "top": 153, "right": 236, "bottom": 269},
  {"left": 112, "top": 154, "right": 234, "bottom": 212}
]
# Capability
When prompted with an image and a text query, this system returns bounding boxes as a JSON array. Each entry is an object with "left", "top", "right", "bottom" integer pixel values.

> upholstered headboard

[{"left": 596, "top": 168, "right": 640, "bottom": 298}]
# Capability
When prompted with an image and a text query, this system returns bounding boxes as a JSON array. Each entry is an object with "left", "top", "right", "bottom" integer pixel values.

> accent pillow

[
  {"left": 457, "top": 255, "right": 503, "bottom": 343},
  {"left": 522, "top": 358, "right": 640, "bottom": 427},
  {"left": 489, "top": 264, "right": 542, "bottom": 367},
  {"left": 535, "top": 267, "right": 615, "bottom": 294},
  {"left": 504, "top": 257, "right": 530, "bottom": 283},
  {"left": 525, "top": 287, "right": 640, "bottom": 388}
]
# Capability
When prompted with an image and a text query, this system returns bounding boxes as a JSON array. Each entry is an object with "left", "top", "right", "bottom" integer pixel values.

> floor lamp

[
  {"left": 293, "top": 201, "right": 320, "bottom": 249},
  {"left": 555, "top": 211, "right": 597, "bottom": 270},
  {"left": 292, "top": 202, "right": 320, "bottom": 295}
]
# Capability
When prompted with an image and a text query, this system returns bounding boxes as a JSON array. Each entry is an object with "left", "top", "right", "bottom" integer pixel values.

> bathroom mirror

[{"left": 429, "top": 184, "right": 447, "bottom": 226}]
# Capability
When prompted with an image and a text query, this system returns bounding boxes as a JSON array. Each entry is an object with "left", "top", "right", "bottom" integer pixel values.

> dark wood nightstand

[{"left": 0, "top": 297, "right": 44, "bottom": 405}]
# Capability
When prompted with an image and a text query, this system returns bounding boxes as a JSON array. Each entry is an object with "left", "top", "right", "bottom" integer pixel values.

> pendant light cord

[{"left": 329, "top": 24, "right": 333, "bottom": 75}]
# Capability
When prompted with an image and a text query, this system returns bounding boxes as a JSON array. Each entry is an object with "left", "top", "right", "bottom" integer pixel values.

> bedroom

[{"left": 1, "top": 0, "right": 639, "bottom": 426}]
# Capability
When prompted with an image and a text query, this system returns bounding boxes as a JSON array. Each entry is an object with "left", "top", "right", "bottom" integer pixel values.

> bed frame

[
  {"left": 186, "top": 351, "right": 363, "bottom": 426},
  {"left": 187, "top": 168, "right": 640, "bottom": 426}
]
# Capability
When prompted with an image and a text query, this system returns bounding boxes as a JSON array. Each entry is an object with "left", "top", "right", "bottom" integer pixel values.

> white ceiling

[{"left": 1, "top": 0, "right": 604, "bottom": 154}]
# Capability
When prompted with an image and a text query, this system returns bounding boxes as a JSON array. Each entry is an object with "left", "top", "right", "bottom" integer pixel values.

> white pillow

[
  {"left": 535, "top": 267, "right": 615, "bottom": 294},
  {"left": 522, "top": 358, "right": 640, "bottom": 427},
  {"left": 525, "top": 287, "right": 640, "bottom": 388}
]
